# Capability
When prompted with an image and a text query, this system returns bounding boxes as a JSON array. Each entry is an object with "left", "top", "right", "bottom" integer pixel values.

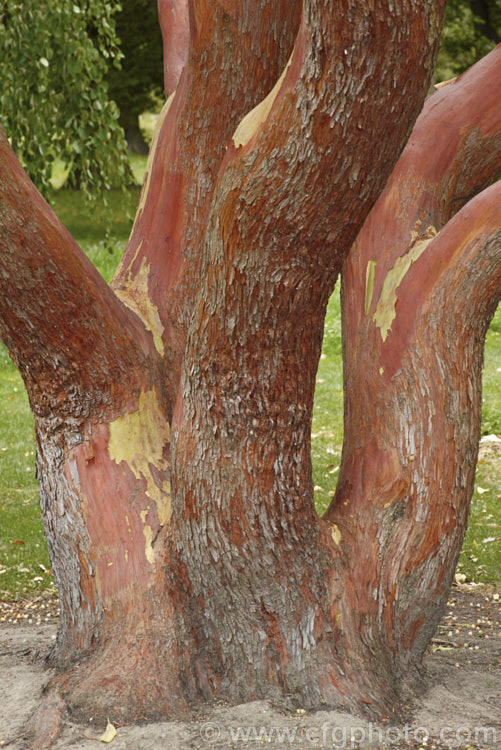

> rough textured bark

[
  {"left": 325, "top": 48, "right": 501, "bottom": 685},
  {"left": 1, "top": 0, "right": 499, "bottom": 734},
  {"left": 0, "top": 125, "right": 177, "bottom": 707},
  {"left": 114, "top": 0, "right": 302, "bottom": 407}
]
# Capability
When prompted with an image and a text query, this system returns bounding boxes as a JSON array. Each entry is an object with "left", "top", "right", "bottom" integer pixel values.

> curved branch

[
  {"left": 112, "top": 0, "right": 302, "bottom": 409},
  {"left": 0, "top": 128, "right": 158, "bottom": 423},
  {"left": 350, "top": 45, "right": 501, "bottom": 316},
  {"left": 324, "top": 49, "right": 501, "bottom": 678},
  {"left": 333, "top": 185, "right": 500, "bottom": 670},
  {"left": 398, "top": 45, "right": 500, "bottom": 223},
  {"left": 378, "top": 183, "right": 501, "bottom": 378},
  {"left": 333, "top": 47, "right": 501, "bottom": 464},
  {"left": 174, "top": 0, "right": 447, "bottom": 523},
  {"left": 201, "top": 0, "right": 446, "bottom": 290}
]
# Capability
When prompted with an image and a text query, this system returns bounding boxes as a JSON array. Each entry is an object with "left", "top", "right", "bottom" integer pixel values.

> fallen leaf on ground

[{"left": 100, "top": 720, "right": 117, "bottom": 743}]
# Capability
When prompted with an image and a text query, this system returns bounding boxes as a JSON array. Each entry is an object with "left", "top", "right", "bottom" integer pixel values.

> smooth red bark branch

[
  {"left": 345, "top": 46, "right": 501, "bottom": 328},
  {"left": 158, "top": 0, "right": 189, "bottom": 95},
  {"left": 378, "top": 184, "right": 501, "bottom": 380},
  {"left": 335, "top": 186, "right": 500, "bottom": 672},
  {"left": 332, "top": 47, "right": 501, "bottom": 465}
]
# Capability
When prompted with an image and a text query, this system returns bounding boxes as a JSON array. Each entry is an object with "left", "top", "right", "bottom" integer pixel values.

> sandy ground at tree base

[{"left": 0, "top": 585, "right": 499, "bottom": 750}]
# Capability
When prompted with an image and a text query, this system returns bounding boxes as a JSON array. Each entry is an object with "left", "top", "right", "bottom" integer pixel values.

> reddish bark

[
  {"left": 325, "top": 46, "right": 501, "bottom": 679},
  {"left": 158, "top": 0, "right": 189, "bottom": 94},
  {"left": 113, "top": 0, "right": 302, "bottom": 408},
  {"left": 166, "top": 0, "right": 452, "bottom": 714},
  {"left": 0, "top": 127, "right": 170, "bottom": 676},
  {"left": 1, "top": 0, "right": 499, "bottom": 733}
]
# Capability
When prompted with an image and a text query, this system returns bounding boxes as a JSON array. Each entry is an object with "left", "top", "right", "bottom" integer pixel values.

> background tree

[
  {"left": 436, "top": 0, "right": 500, "bottom": 78},
  {"left": 0, "top": 0, "right": 130, "bottom": 196},
  {"left": 105, "top": 0, "right": 165, "bottom": 154},
  {"left": 0, "top": 0, "right": 499, "bottom": 745}
]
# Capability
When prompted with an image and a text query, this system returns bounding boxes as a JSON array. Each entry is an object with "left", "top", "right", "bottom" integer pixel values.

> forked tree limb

[
  {"left": 324, "top": 49, "right": 501, "bottom": 678},
  {"left": 174, "top": 0, "right": 447, "bottom": 509},
  {"left": 112, "top": 0, "right": 302, "bottom": 412},
  {"left": 6, "top": 0, "right": 495, "bottom": 728},
  {"left": 333, "top": 45, "right": 501, "bottom": 397},
  {"left": 167, "top": 0, "right": 448, "bottom": 719}
]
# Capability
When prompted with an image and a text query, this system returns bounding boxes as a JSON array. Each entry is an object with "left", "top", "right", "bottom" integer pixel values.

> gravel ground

[{"left": 0, "top": 584, "right": 499, "bottom": 750}]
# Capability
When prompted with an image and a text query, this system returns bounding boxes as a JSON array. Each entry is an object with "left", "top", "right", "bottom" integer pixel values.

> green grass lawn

[
  {"left": 0, "top": 344, "right": 51, "bottom": 596},
  {"left": 0, "top": 175, "right": 499, "bottom": 598}
]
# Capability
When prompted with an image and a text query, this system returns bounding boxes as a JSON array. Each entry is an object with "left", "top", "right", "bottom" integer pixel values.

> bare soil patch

[{"left": 0, "top": 585, "right": 499, "bottom": 750}]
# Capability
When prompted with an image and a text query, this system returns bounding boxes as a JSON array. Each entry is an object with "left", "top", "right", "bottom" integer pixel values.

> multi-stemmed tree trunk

[{"left": 0, "top": 0, "right": 499, "bottom": 736}]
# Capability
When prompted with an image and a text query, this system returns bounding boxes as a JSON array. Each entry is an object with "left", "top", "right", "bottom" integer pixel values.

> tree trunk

[{"left": 0, "top": 0, "right": 499, "bottom": 732}]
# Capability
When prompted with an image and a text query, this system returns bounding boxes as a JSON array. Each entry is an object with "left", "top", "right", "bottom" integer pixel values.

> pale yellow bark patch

[
  {"left": 435, "top": 76, "right": 456, "bottom": 90},
  {"left": 374, "top": 224, "right": 437, "bottom": 341},
  {"left": 232, "top": 54, "right": 293, "bottom": 148},
  {"left": 115, "top": 257, "right": 165, "bottom": 355},
  {"left": 140, "top": 509, "right": 156, "bottom": 565},
  {"left": 108, "top": 389, "right": 172, "bottom": 564},
  {"left": 113, "top": 94, "right": 175, "bottom": 350},
  {"left": 331, "top": 524, "right": 342, "bottom": 546},
  {"left": 327, "top": 521, "right": 342, "bottom": 546},
  {"left": 365, "top": 260, "right": 377, "bottom": 315}
]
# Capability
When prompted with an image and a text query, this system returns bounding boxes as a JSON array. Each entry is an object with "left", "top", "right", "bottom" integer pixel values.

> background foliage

[
  {"left": 436, "top": 0, "right": 500, "bottom": 79},
  {"left": 106, "top": 0, "right": 164, "bottom": 153},
  {"left": 0, "top": 0, "right": 131, "bottom": 197}
]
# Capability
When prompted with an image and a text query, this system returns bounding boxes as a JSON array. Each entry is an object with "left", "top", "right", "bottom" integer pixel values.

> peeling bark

[
  {"left": 113, "top": 0, "right": 302, "bottom": 409},
  {"left": 168, "top": 0, "right": 449, "bottom": 717},
  {"left": 0, "top": 130, "right": 185, "bottom": 724},
  {"left": 325, "top": 47, "right": 501, "bottom": 687},
  {"left": 2, "top": 0, "right": 499, "bottom": 730}
]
